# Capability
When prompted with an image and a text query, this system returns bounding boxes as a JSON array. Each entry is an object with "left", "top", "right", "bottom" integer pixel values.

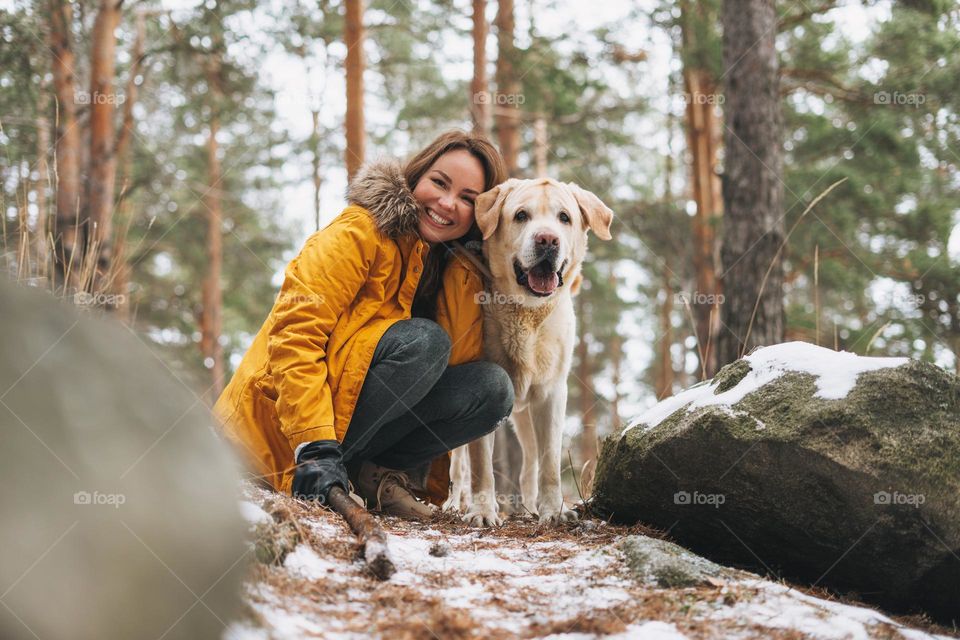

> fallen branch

[{"left": 325, "top": 486, "right": 395, "bottom": 580}]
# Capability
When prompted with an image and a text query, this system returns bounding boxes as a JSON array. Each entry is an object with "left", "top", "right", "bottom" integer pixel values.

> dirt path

[{"left": 226, "top": 486, "right": 957, "bottom": 640}]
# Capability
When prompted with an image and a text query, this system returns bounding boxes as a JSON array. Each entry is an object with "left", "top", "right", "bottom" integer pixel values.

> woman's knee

[
  {"left": 476, "top": 362, "right": 514, "bottom": 425},
  {"left": 388, "top": 318, "right": 451, "bottom": 365}
]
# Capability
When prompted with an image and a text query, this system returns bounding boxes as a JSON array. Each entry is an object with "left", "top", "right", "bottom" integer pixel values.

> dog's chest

[{"left": 483, "top": 301, "right": 571, "bottom": 400}]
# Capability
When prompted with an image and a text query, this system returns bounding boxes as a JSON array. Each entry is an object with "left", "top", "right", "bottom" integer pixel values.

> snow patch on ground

[
  {"left": 238, "top": 500, "right": 272, "bottom": 525},
  {"left": 622, "top": 341, "right": 908, "bottom": 435},
  {"left": 235, "top": 485, "right": 955, "bottom": 640}
]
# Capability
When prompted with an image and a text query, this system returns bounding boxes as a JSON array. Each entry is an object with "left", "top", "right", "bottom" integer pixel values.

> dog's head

[{"left": 474, "top": 178, "right": 613, "bottom": 303}]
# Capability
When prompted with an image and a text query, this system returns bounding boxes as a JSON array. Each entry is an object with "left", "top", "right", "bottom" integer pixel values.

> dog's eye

[
  {"left": 514, "top": 209, "right": 528, "bottom": 222},
  {"left": 558, "top": 211, "right": 571, "bottom": 224}
]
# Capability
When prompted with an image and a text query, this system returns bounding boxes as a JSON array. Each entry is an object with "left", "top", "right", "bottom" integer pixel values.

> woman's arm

[{"left": 268, "top": 211, "right": 378, "bottom": 448}]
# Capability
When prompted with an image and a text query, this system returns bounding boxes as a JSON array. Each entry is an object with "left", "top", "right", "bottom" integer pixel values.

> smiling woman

[
  {"left": 411, "top": 149, "right": 485, "bottom": 243},
  {"left": 214, "top": 130, "right": 514, "bottom": 521}
]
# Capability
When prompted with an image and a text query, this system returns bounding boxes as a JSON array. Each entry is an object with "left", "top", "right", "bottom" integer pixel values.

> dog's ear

[
  {"left": 475, "top": 179, "right": 521, "bottom": 241},
  {"left": 567, "top": 184, "right": 613, "bottom": 241}
]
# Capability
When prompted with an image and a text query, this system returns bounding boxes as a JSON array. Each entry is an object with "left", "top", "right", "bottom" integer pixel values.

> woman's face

[{"left": 412, "top": 149, "right": 486, "bottom": 244}]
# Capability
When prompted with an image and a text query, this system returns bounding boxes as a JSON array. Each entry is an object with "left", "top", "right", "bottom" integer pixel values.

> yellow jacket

[{"left": 214, "top": 160, "right": 485, "bottom": 503}]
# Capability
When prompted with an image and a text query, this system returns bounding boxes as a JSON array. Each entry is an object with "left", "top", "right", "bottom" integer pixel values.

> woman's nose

[{"left": 437, "top": 194, "right": 456, "bottom": 211}]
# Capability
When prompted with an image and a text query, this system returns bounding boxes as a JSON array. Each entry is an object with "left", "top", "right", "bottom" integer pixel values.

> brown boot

[{"left": 357, "top": 461, "right": 436, "bottom": 520}]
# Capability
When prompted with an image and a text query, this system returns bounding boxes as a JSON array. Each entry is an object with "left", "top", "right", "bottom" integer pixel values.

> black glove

[{"left": 291, "top": 440, "right": 349, "bottom": 505}]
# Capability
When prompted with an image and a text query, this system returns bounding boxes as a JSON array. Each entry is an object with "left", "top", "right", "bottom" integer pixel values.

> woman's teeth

[{"left": 427, "top": 209, "right": 453, "bottom": 226}]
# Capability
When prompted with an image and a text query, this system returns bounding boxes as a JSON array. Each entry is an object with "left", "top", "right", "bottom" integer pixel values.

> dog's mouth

[{"left": 514, "top": 258, "right": 566, "bottom": 297}]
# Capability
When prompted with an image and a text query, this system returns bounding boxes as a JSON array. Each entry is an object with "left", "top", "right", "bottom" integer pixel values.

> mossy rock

[
  {"left": 592, "top": 343, "right": 960, "bottom": 624},
  {"left": 620, "top": 536, "right": 737, "bottom": 588}
]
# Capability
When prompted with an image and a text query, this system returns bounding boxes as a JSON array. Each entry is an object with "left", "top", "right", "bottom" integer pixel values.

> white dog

[{"left": 445, "top": 178, "right": 613, "bottom": 526}]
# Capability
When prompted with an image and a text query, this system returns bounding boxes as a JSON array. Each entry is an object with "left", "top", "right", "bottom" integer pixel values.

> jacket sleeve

[
  {"left": 267, "top": 212, "right": 377, "bottom": 448},
  {"left": 436, "top": 255, "right": 485, "bottom": 366}
]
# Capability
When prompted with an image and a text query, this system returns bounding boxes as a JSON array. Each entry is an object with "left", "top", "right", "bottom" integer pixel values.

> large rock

[
  {"left": 0, "top": 281, "right": 248, "bottom": 640},
  {"left": 592, "top": 341, "right": 960, "bottom": 624}
]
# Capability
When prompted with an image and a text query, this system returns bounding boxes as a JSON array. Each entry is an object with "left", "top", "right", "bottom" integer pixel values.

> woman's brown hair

[{"left": 407, "top": 130, "right": 507, "bottom": 320}]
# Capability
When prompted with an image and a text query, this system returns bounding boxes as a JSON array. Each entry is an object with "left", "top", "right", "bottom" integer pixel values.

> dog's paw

[
  {"left": 441, "top": 496, "right": 461, "bottom": 513},
  {"left": 537, "top": 507, "right": 579, "bottom": 525},
  {"left": 462, "top": 507, "right": 503, "bottom": 527}
]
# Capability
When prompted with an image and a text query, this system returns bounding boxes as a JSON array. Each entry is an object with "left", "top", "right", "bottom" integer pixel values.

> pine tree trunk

[
  {"left": 494, "top": 0, "right": 520, "bottom": 177},
  {"left": 471, "top": 0, "right": 491, "bottom": 137},
  {"left": 533, "top": 115, "right": 548, "bottom": 178},
  {"left": 344, "top": 0, "right": 365, "bottom": 181},
  {"left": 112, "top": 8, "right": 146, "bottom": 321},
  {"left": 716, "top": 0, "right": 785, "bottom": 367},
  {"left": 609, "top": 331, "right": 623, "bottom": 430},
  {"left": 35, "top": 111, "right": 51, "bottom": 283},
  {"left": 576, "top": 292, "right": 597, "bottom": 496},
  {"left": 47, "top": 0, "right": 84, "bottom": 293},
  {"left": 87, "top": 0, "right": 123, "bottom": 297},
  {"left": 312, "top": 108, "right": 322, "bottom": 232},
  {"left": 684, "top": 68, "right": 723, "bottom": 377},
  {"left": 201, "top": 63, "right": 225, "bottom": 398},
  {"left": 656, "top": 263, "right": 675, "bottom": 399}
]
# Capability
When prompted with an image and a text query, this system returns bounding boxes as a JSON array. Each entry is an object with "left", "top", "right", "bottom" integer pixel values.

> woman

[{"left": 214, "top": 130, "right": 513, "bottom": 519}]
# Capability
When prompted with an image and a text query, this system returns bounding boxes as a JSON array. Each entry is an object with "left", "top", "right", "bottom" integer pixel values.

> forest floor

[{"left": 225, "top": 484, "right": 958, "bottom": 640}]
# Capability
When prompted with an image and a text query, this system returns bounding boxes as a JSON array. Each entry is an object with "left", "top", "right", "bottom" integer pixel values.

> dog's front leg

[
  {"left": 532, "top": 386, "right": 579, "bottom": 524},
  {"left": 463, "top": 432, "right": 502, "bottom": 527},
  {"left": 442, "top": 446, "right": 471, "bottom": 513},
  {"left": 511, "top": 405, "right": 539, "bottom": 516}
]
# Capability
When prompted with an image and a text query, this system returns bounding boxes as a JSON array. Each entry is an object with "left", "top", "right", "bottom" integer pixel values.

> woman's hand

[{"left": 291, "top": 440, "right": 350, "bottom": 504}]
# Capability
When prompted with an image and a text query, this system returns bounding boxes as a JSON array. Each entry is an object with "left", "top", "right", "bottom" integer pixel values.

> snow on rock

[
  {"left": 622, "top": 341, "right": 908, "bottom": 435},
  {"left": 707, "top": 581, "right": 956, "bottom": 640}
]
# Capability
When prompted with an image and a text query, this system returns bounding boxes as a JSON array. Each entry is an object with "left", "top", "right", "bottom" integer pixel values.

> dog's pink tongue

[{"left": 527, "top": 271, "right": 559, "bottom": 294}]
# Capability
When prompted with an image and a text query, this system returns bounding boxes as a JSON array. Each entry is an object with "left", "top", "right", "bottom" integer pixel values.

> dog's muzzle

[{"left": 514, "top": 257, "right": 567, "bottom": 297}]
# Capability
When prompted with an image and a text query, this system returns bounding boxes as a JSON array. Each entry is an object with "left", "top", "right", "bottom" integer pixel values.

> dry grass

[{"left": 240, "top": 485, "right": 959, "bottom": 640}]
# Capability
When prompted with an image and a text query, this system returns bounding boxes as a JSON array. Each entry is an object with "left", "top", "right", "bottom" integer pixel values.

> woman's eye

[
  {"left": 558, "top": 211, "right": 571, "bottom": 224},
  {"left": 462, "top": 196, "right": 475, "bottom": 205},
  {"left": 432, "top": 178, "right": 445, "bottom": 187},
  {"left": 514, "top": 209, "right": 528, "bottom": 222}
]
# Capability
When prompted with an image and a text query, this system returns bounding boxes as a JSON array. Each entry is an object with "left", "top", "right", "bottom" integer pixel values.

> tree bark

[
  {"left": 716, "top": 0, "right": 785, "bottom": 367},
  {"left": 201, "top": 59, "right": 225, "bottom": 398},
  {"left": 576, "top": 292, "right": 598, "bottom": 496},
  {"left": 494, "top": 0, "right": 521, "bottom": 176},
  {"left": 344, "top": 0, "right": 365, "bottom": 181},
  {"left": 684, "top": 67, "right": 723, "bottom": 377},
  {"left": 680, "top": 0, "right": 723, "bottom": 378},
  {"left": 533, "top": 114, "right": 548, "bottom": 178},
  {"left": 47, "top": 0, "right": 84, "bottom": 293},
  {"left": 112, "top": 8, "right": 146, "bottom": 321},
  {"left": 87, "top": 0, "right": 124, "bottom": 297},
  {"left": 35, "top": 111, "right": 51, "bottom": 282},
  {"left": 655, "top": 263, "right": 675, "bottom": 399},
  {"left": 312, "top": 108, "right": 322, "bottom": 232},
  {"left": 471, "top": 0, "right": 491, "bottom": 137}
]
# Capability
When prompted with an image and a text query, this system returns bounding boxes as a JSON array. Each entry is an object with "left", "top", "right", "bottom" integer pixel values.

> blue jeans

[{"left": 340, "top": 318, "right": 514, "bottom": 471}]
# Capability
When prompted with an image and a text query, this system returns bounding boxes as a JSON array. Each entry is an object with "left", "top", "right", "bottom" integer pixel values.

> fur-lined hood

[{"left": 345, "top": 159, "right": 422, "bottom": 239}]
